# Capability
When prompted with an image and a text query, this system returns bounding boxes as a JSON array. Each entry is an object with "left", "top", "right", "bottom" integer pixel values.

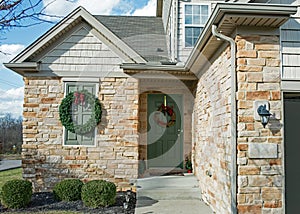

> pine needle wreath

[
  {"left": 59, "top": 90, "right": 102, "bottom": 134},
  {"left": 154, "top": 104, "right": 176, "bottom": 128}
]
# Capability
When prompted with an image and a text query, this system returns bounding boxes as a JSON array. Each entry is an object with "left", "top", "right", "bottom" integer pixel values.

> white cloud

[
  {"left": 42, "top": 0, "right": 157, "bottom": 20},
  {"left": 0, "top": 87, "right": 24, "bottom": 118},
  {"left": 43, "top": 0, "right": 121, "bottom": 20},
  {"left": 0, "top": 44, "right": 25, "bottom": 66},
  {"left": 131, "top": 0, "right": 156, "bottom": 16}
]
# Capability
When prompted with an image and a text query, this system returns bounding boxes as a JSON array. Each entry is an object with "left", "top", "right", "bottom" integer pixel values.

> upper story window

[{"left": 184, "top": 4, "right": 210, "bottom": 47}]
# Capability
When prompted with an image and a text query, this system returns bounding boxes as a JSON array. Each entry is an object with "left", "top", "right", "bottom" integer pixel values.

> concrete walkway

[
  {"left": 135, "top": 174, "right": 214, "bottom": 214},
  {"left": 0, "top": 159, "right": 22, "bottom": 171}
]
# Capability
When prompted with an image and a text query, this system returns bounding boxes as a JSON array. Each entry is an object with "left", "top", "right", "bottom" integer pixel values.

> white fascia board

[
  {"left": 3, "top": 62, "right": 39, "bottom": 75},
  {"left": 10, "top": 7, "right": 84, "bottom": 63},
  {"left": 10, "top": 7, "right": 146, "bottom": 64},
  {"left": 121, "top": 63, "right": 186, "bottom": 71}
]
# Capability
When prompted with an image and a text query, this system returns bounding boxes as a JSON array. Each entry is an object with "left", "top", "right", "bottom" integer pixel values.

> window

[
  {"left": 184, "top": 4, "right": 209, "bottom": 47},
  {"left": 64, "top": 82, "right": 98, "bottom": 146}
]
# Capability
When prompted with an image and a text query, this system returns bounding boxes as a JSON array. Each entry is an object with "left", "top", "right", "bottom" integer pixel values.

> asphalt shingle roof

[{"left": 94, "top": 16, "right": 169, "bottom": 62}]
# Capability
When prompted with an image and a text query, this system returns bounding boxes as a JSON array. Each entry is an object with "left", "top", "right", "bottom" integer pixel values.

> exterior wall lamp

[{"left": 257, "top": 104, "right": 272, "bottom": 128}]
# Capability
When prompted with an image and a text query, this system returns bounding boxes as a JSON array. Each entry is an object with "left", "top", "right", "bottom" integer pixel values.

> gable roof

[
  {"left": 95, "top": 16, "right": 169, "bottom": 62},
  {"left": 5, "top": 3, "right": 297, "bottom": 77},
  {"left": 5, "top": 6, "right": 151, "bottom": 74},
  {"left": 122, "top": 3, "right": 297, "bottom": 77}
]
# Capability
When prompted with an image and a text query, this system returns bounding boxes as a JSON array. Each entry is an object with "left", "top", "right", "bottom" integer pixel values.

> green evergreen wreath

[{"left": 59, "top": 90, "right": 102, "bottom": 134}]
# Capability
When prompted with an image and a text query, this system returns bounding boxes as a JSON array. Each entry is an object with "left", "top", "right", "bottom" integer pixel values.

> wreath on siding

[
  {"left": 59, "top": 90, "right": 102, "bottom": 134},
  {"left": 154, "top": 104, "right": 176, "bottom": 128}
]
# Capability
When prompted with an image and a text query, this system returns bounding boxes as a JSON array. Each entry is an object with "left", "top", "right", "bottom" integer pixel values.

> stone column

[{"left": 236, "top": 34, "right": 283, "bottom": 214}]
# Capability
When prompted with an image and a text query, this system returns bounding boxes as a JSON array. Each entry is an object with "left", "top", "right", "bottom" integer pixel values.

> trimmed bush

[
  {"left": 0, "top": 179, "right": 32, "bottom": 209},
  {"left": 53, "top": 179, "right": 83, "bottom": 201},
  {"left": 81, "top": 180, "right": 116, "bottom": 208}
]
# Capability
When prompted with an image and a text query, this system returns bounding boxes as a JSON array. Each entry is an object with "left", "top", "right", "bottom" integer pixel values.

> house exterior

[{"left": 4, "top": 0, "right": 300, "bottom": 213}]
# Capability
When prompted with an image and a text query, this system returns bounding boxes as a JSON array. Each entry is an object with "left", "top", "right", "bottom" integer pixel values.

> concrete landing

[{"left": 135, "top": 174, "right": 214, "bottom": 214}]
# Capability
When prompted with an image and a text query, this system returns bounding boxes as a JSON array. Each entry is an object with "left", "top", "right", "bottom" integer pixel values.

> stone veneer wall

[
  {"left": 236, "top": 34, "right": 283, "bottom": 214},
  {"left": 193, "top": 47, "right": 232, "bottom": 214},
  {"left": 22, "top": 77, "right": 139, "bottom": 192},
  {"left": 194, "top": 33, "right": 283, "bottom": 213}
]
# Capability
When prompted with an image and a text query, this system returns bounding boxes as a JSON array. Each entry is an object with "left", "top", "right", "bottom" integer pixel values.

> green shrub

[
  {"left": 53, "top": 179, "right": 83, "bottom": 201},
  {"left": 0, "top": 179, "right": 32, "bottom": 209},
  {"left": 81, "top": 180, "right": 116, "bottom": 208}
]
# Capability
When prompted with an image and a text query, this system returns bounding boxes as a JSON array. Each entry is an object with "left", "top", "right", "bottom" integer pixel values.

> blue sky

[{"left": 0, "top": 0, "right": 156, "bottom": 118}]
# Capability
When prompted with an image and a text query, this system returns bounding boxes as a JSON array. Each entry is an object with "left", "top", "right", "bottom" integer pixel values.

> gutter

[
  {"left": 3, "top": 62, "right": 39, "bottom": 75},
  {"left": 211, "top": 25, "right": 237, "bottom": 214},
  {"left": 121, "top": 63, "right": 187, "bottom": 72}
]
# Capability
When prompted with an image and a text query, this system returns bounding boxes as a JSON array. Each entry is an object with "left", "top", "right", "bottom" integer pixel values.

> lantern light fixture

[{"left": 257, "top": 104, "right": 272, "bottom": 128}]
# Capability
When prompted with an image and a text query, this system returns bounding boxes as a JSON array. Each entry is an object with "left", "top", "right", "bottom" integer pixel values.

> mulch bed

[{"left": 0, "top": 191, "right": 136, "bottom": 213}]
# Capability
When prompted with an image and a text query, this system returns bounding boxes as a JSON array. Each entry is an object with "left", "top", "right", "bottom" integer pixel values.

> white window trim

[
  {"left": 62, "top": 81, "right": 99, "bottom": 147},
  {"left": 183, "top": 2, "right": 211, "bottom": 48}
]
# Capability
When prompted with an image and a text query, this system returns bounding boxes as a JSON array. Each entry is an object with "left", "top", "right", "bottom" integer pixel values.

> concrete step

[
  {"left": 135, "top": 199, "right": 214, "bottom": 214},
  {"left": 136, "top": 174, "right": 199, "bottom": 188},
  {"left": 137, "top": 187, "right": 202, "bottom": 200},
  {"left": 135, "top": 175, "right": 214, "bottom": 214},
  {"left": 136, "top": 174, "right": 202, "bottom": 200}
]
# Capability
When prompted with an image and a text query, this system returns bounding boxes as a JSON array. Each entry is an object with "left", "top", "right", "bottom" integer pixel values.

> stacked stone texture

[
  {"left": 22, "top": 77, "right": 139, "bottom": 192},
  {"left": 194, "top": 47, "right": 232, "bottom": 214},
  {"left": 236, "top": 35, "right": 283, "bottom": 214},
  {"left": 194, "top": 33, "right": 283, "bottom": 214}
]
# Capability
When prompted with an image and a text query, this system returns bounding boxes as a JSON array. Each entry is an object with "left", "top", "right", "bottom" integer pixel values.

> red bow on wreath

[
  {"left": 154, "top": 104, "right": 176, "bottom": 128},
  {"left": 74, "top": 92, "right": 85, "bottom": 105},
  {"left": 161, "top": 104, "right": 173, "bottom": 116}
]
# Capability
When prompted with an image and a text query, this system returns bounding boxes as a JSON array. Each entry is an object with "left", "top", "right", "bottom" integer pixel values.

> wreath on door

[
  {"left": 154, "top": 104, "right": 176, "bottom": 128},
  {"left": 59, "top": 90, "right": 102, "bottom": 134}
]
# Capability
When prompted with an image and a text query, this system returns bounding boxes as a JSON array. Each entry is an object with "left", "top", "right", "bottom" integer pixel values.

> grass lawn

[{"left": 0, "top": 168, "right": 22, "bottom": 190}]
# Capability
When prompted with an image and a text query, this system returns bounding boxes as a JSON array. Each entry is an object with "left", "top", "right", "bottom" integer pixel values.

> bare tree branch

[
  {"left": 0, "top": 0, "right": 63, "bottom": 32},
  {"left": 0, "top": 0, "right": 65, "bottom": 55},
  {"left": 0, "top": 0, "right": 21, "bottom": 11}
]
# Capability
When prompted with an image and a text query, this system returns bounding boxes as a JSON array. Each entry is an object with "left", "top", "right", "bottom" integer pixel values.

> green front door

[{"left": 147, "top": 94, "right": 183, "bottom": 168}]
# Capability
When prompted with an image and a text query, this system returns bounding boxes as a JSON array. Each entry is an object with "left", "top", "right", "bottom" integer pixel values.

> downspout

[
  {"left": 212, "top": 25, "right": 237, "bottom": 214},
  {"left": 174, "top": 0, "right": 178, "bottom": 62},
  {"left": 170, "top": 0, "right": 178, "bottom": 62}
]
